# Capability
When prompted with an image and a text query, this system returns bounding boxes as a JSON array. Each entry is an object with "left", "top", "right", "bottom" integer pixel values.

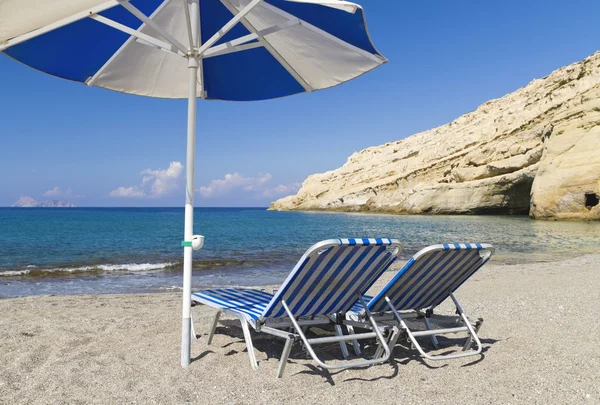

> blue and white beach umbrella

[{"left": 0, "top": 0, "right": 386, "bottom": 367}]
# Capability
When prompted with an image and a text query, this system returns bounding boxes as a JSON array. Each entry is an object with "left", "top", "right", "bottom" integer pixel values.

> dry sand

[{"left": 1, "top": 255, "right": 599, "bottom": 404}]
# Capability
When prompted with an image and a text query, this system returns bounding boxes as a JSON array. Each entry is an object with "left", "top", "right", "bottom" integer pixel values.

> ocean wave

[
  {"left": 96, "top": 263, "right": 175, "bottom": 272},
  {"left": 0, "top": 258, "right": 267, "bottom": 278},
  {"left": 0, "top": 270, "right": 31, "bottom": 276},
  {"left": 0, "top": 262, "right": 175, "bottom": 278}
]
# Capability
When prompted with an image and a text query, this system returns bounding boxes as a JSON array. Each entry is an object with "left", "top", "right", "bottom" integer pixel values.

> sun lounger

[
  {"left": 346, "top": 243, "right": 494, "bottom": 361},
  {"left": 191, "top": 238, "right": 403, "bottom": 377}
]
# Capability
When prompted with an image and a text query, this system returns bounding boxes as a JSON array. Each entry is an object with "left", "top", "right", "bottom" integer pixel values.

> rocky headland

[{"left": 271, "top": 52, "right": 600, "bottom": 220}]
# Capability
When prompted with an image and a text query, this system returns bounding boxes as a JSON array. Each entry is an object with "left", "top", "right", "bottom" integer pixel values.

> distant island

[{"left": 12, "top": 196, "right": 77, "bottom": 208}]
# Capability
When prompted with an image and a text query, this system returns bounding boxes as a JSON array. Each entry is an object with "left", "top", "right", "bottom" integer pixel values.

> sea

[{"left": 1, "top": 207, "right": 599, "bottom": 298}]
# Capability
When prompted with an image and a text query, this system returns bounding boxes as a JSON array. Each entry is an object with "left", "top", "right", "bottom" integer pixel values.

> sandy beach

[{"left": 1, "top": 255, "right": 599, "bottom": 404}]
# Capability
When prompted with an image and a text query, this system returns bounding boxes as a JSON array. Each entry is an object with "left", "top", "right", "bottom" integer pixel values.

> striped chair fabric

[
  {"left": 361, "top": 243, "right": 493, "bottom": 314},
  {"left": 192, "top": 238, "right": 401, "bottom": 324},
  {"left": 192, "top": 288, "right": 273, "bottom": 322}
]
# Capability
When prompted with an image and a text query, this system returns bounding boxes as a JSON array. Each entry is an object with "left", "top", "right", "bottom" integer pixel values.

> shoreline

[
  {"left": 4, "top": 209, "right": 600, "bottom": 298},
  {"left": 269, "top": 206, "right": 600, "bottom": 222},
  {"left": 2, "top": 252, "right": 599, "bottom": 299},
  {"left": 1, "top": 254, "right": 599, "bottom": 403}
]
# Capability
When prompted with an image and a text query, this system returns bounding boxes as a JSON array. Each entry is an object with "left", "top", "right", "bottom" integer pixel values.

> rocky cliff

[{"left": 270, "top": 52, "right": 600, "bottom": 220}]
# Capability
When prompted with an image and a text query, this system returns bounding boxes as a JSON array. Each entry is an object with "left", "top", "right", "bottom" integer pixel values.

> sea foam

[{"left": 0, "top": 263, "right": 175, "bottom": 277}]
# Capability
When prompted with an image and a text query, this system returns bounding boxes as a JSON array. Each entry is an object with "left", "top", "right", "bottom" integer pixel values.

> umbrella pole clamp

[{"left": 181, "top": 235, "right": 205, "bottom": 251}]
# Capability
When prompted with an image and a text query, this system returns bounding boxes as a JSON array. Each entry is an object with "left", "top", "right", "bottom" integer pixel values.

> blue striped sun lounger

[
  {"left": 346, "top": 243, "right": 494, "bottom": 361},
  {"left": 191, "top": 238, "right": 402, "bottom": 378}
]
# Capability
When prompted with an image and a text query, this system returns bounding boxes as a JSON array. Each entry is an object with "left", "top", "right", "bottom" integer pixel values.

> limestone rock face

[
  {"left": 271, "top": 52, "right": 600, "bottom": 220},
  {"left": 530, "top": 96, "right": 600, "bottom": 219}
]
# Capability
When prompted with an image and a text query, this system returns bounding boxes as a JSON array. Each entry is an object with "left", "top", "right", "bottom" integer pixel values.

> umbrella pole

[{"left": 181, "top": 54, "right": 199, "bottom": 370}]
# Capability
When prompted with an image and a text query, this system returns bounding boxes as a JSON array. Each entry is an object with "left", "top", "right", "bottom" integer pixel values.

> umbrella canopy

[
  {"left": 0, "top": 0, "right": 386, "bottom": 368},
  {"left": 1, "top": 0, "right": 385, "bottom": 100}
]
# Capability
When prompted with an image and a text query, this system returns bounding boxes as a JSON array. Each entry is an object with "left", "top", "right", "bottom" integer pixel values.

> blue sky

[{"left": 1, "top": 0, "right": 600, "bottom": 207}]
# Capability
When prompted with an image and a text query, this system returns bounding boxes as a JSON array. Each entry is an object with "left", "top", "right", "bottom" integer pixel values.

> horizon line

[{"left": 2, "top": 206, "right": 270, "bottom": 209}]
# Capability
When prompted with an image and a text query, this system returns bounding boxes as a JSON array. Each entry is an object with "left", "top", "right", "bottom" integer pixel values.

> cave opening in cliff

[{"left": 585, "top": 193, "right": 599, "bottom": 209}]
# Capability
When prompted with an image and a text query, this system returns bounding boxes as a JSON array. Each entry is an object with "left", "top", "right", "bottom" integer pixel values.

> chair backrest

[
  {"left": 261, "top": 238, "right": 402, "bottom": 320},
  {"left": 366, "top": 243, "right": 494, "bottom": 313}
]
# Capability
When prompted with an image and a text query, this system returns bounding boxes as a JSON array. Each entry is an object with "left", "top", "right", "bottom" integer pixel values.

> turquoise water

[{"left": 1, "top": 207, "right": 599, "bottom": 298}]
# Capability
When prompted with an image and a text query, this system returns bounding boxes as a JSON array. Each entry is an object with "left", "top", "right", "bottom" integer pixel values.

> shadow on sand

[{"left": 193, "top": 318, "right": 501, "bottom": 384}]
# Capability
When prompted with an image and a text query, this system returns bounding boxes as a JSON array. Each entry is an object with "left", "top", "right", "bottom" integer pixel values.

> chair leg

[
  {"left": 463, "top": 318, "right": 483, "bottom": 351},
  {"left": 386, "top": 295, "right": 483, "bottom": 361},
  {"left": 346, "top": 325, "right": 362, "bottom": 356},
  {"left": 387, "top": 327, "right": 401, "bottom": 360},
  {"left": 335, "top": 325, "right": 350, "bottom": 360},
  {"left": 462, "top": 335, "right": 473, "bottom": 351},
  {"left": 374, "top": 340, "right": 384, "bottom": 359},
  {"left": 449, "top": 294, "right": 483, "bottom": 354},
  {"left": 207, "top": 310, "right": 221, "bottom": 345},
  {"left": 190, "top": 310, "right": 198, "bottom": 341},
  {"left": 241, "top": 321, "right": 259, "bottom": 370},
  {"left": 276, "top": 337, "right": 294, "bottom": 378},
  {"left": 375, "top": 326, "right": 399, "bottom": 360},
  {"left": 423, "top": 316, "right": 439, "bottom": 349},
  {"left": 281, "top": 299, "right": 392, "bottom": 370}
]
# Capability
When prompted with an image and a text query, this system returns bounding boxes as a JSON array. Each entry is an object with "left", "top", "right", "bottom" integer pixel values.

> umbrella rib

[
  {"left": 87, "top": 0, "right": 178, "bottom": 86},
  {"left": 194, "top": 0, "right": 206, "bottom": 98},
  {"left": 181, "top": 0, "right": 195, "bottom": 51},
  {"left": 196, "top": 0, "right": 264, "bottom": 58},
  {"left": 116, "top": 0, "right": 189, "bottom": 55},
  {"left": 203, "top": 42, "right": 264, "bottom": 59},
  {"left": 285, "top": 0, "right": 360, "bottom": 14},
  {"left": 218, "top": 0, "right": 313, "bottom": 93},
  {"left": 0, "top": 0, "right": 120, "bottom": 52},
  {"left": 202, "top": 20, "right": 300, "bottom": 58},
  {"left": 89, "top": 15, "right": 184, "bottom": 57}
]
